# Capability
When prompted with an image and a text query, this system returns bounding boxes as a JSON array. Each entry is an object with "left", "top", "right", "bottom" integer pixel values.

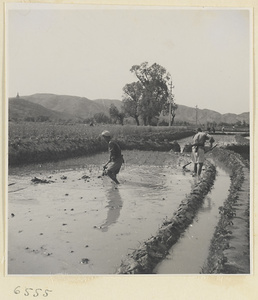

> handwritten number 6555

[{"left": 14, "top": 286, "right": 52, "bottom": 297}]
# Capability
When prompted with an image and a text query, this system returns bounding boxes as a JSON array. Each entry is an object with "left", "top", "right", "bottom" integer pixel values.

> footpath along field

[{"left": 7, "top": 123, "right": 250, "bottom": 274}]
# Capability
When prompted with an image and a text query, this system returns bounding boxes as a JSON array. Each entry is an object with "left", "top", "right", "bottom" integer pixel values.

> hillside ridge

[{"left": 9, "top": 93, "right": 249, "bottom": 124}]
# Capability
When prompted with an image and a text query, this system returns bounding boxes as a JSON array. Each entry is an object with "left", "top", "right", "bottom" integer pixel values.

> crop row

[
  {"left": 9, "top": 122, "right": 189, "bottom": 140},
  {"left": 8, "top": 123, "right": 195, "bottom": 166},
  {"left": 8, "top": 122, "right": 249, "bottom": 166}
]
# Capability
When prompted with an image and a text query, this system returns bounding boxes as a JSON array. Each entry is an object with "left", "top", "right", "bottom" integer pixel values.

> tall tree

[
  {"left": 109, "top": 104, "right": 120, "bottom": 123},
  {"left": 94, "top": 112, "right": 110, "bottom": 124},
  {"left": 123, "top": 62, "right": 172, "bottom": 125},
  {"left": 122, "top": 82, "right": 143, "bottom": 125},
  {"left": 109, "top": 104, "right": 125, "bottom": 125},
  {"left": 163, "top": 100, "right": 178, "bottom": 126}
]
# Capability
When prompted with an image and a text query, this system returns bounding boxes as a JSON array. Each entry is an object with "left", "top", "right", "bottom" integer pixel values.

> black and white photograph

[{"left": 6, "top": 3, "right": 252, "bottom": 277}]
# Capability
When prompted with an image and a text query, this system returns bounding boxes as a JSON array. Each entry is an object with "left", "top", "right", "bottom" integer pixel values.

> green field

[{"left": 8, "top": 123, "right": 195, "bottom": 166}]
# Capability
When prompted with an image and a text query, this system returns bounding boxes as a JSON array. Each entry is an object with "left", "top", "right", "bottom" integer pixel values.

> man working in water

[
  {"left": 101, "top": 130, "right": 124, "bottom": 184},
  {"left": 192, "top": 128, "right": 214, "bottom": 177}
]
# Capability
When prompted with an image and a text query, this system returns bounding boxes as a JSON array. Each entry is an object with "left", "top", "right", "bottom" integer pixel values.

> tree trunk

[
  {"left": 135, "top": 115, "right": 140, "bottom": 126},
  {"left": 171, "top": 114, "right": 176, "bottom": 126}
]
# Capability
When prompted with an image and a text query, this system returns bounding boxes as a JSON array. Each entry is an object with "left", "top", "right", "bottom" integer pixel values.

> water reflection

[
  {"left": 100, "top": 186, "right": 123, "bottom": 232},
  {"left": 200, "top": 196, "right": 212, "bottom": 212}
]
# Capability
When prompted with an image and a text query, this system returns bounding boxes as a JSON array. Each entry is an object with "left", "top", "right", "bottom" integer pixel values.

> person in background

[
  {"left": 101, "top": 130, "right": 124, "bottom": 184},
  {"left": 209, "top": 136, "right": 215, "bottom": 148},
  {"left": 191, "top": 128, "right": 214, "bottom": 177}
]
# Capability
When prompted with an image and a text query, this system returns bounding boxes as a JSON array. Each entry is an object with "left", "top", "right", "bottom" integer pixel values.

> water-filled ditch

[{"left": 154, "top": 164, "right": 231, "bottom": 274}]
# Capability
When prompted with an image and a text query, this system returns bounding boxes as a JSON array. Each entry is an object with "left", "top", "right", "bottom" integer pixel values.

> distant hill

[
  {"left": 9, "top": 93, "right": 249, "bottom": 125},
  {"left": 165, "top": 105, "right": 250, "bottom": 125},
  {"left": 21, "top": 94, "right": 121, "bottom": 119},
  {"left": 8, "top": 97, "right": 79, "bottom": 122}
]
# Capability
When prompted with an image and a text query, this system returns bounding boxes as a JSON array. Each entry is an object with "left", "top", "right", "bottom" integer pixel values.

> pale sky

[{"left": 6, "top": 4, "right": 251, "bottom": 114}]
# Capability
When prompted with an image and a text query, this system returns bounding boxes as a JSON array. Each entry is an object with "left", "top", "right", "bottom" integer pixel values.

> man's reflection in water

[
  {"left": 100, "top": 186, "right": 123, "bottom": 232},
  {"left": 200, "top": 196, "right": 212, "bottom": 212}
]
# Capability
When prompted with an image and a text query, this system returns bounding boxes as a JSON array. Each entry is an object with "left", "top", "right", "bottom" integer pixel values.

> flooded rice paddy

[{"left": 8, "top": 150, "right": 195, "bottom": 274}]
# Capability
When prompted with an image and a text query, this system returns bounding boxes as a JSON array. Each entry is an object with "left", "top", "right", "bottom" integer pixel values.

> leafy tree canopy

[
  {"left": 109, "top": 104, "right": 125, "bottom": 125},
  {"left": 122, "top": 62, "right": 174, "bottom": 125}
]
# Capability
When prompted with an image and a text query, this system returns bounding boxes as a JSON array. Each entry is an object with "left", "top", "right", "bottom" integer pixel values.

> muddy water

[
  {"left": 8, "top": 150, "right": 194, "bottom": 274},
  {"left": 154, "top": 164, "right": 231, "bottom": 274}
]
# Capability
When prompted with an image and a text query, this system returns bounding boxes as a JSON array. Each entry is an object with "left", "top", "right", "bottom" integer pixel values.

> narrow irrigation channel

[{"left": 154, "top": 165, "right": 231, "bottom": 274}]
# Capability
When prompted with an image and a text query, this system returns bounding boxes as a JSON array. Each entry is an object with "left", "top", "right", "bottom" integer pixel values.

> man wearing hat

[
  {"left": 101, "top": 130, "right": 124, "bottom": 184},
  {"left": 191, "top": 128, "right": 214, "bottom": 177}
]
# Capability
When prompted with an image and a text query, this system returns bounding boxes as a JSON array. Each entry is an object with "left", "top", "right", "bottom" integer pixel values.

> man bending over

[
  {"left": 192, "top": 128, "right": 214, "bottom": 177},
  {"left": 101, "top": 130, "right": 124, "bottom": 184}
]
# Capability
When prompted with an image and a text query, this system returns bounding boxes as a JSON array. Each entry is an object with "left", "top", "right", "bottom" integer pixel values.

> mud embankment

[
  {"left": 202, "top": 147, "right": 250, "bottom": 274},
  {"left": 117, "top": 161, "right": 216, "bottom": 274}
]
